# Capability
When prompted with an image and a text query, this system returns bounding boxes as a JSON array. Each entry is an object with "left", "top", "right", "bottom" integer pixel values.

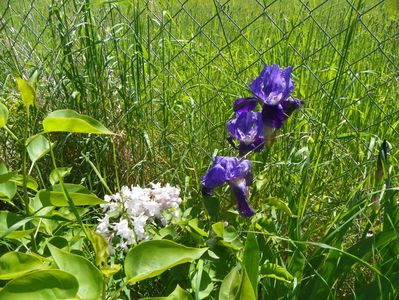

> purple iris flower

[
  {"left": 227, "top": 111, "right": 264, "bottom": 156},
  {"left": 233, "top": 64, "right": 303, "bottom": 130},
  {"left": 201, "top": 156, "right": 255, "bottom": 217}
]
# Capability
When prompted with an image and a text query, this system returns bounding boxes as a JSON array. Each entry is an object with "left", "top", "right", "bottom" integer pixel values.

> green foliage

[
  {"left": 0, "top": 252, "right": 49, "bottom": 280},
  {"left": 43, "top": 109, "right": 114, "bottom": 135},
  {"left": 0, "top": 270, "right": 79, "bottom": 300},
  {"left": 26, "top": 135, "right": 52, "bottom": 165},
  {"left": 219, "top": 266, "right": 256, "bottom": 300},
  {"left": 0, "top": 0, "right": 398, "bottom": 299},
  {"left": 124, "top": 240, "right": 208, "bottom": 284},
  {"left": 16, "top": 77, "right": 35, "bottom": 108},
  {"left": 48, "top": 244, "right": 104, "bottom": 300},
  {"left": 0, "top": 103, "right": 8, "bottom": 128}
]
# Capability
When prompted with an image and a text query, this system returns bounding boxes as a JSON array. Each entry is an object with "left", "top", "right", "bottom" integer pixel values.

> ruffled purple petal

[
  {"left": 233, "top": 97, "right": 259, "bottom": 112},
  {"left": 229, "top": 179, "right": 255, "bottom": 217},
  {"left": 282, "top": 97, "right": 303, "bottom": 119},
  {"left": 227, "top": 111, "right": 263, "bottom": 148},
  {"left": 250, "top": 65, "right": 269, "bottom": 100},
  {"left": 238, "top": 136, "right": 265, "bottom": 156},
  {"left": 261, "top": 103, "right": 285, "bottom": 129},
  {"left": 201, "top": 163, "right": 228, "bottom": 193},
  {"left": 230, "top": 159, "right": 251, "bottom": 179},
  {"left": 250, "top": 64, "right": 294, "bottom": 105}
]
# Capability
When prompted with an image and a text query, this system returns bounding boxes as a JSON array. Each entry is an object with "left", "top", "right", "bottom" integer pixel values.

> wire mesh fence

[{"left": 0, "top": 0, "right": 398, "bottom": 198}]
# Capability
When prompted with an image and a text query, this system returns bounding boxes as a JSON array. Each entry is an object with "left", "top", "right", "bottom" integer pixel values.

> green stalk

[
  {"left": 20, "top": 107, "right": 37, "bottom": 252},
  {"left": 48, "top": 134, "right": 88, "bottom": 239}
]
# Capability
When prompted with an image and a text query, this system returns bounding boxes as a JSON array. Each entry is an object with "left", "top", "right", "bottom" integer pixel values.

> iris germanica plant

[
  {"left": 232, "top": 64, "right": 303, "bottom": 146},
  {"left": 202, "top": 64, "right": 302, "bottom": 218},
  {"left": 201, "top": 156, "right": 255, "bottom": 217},
  {"left": 227, "top": 111, "right": 264, "bottom": 156}
]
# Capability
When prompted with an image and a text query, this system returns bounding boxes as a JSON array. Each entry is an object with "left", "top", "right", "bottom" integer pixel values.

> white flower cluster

[{"left": 96, "top": 183, "right": 182, "bottom": 252}]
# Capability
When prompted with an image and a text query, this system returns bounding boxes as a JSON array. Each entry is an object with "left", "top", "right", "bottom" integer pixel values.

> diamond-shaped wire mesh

[{"left": 0, "top": 0, "right": 398, "bottom": 198}]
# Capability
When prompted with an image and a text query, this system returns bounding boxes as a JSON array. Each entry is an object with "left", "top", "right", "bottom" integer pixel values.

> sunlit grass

[{"left": 0, "top": 0, "right": 398, "bottom": 298}]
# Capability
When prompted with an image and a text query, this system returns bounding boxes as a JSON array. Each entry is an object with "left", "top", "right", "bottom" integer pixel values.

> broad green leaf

[
  {"left": 188, "top": 219, "right": 208, "bottom": 237},
  {"left": 141, "top": 285, "right": 193, "bottom": 300},
  {"left": 9, "top": 174, "right": 38, "bottom": 191},
  {"left": 190, "top": 260, "right": 213, "bottom": 300},
  {"left": 211, "top": 221, "right": 224, "bottom": 238},
  {"left": 260, "top": 262, "right": 294, "bottom": 283},
  {"left": 218, "top": 225, "right": 242, "bottom": 250},
  {"left": 48, "top": 244, "right": 103, "bottom": 300},
  {"left": 0, "top": 171, "right": 16, "bottom": 184},
  {"left": 219, "top": 267, "right": 256, "bottom": 300},
  {"left": 0, "top": 252, "right": 49, "bottom": 280},
  {"left": 43, "top": 109, "right": 113, "bottom": 134},
  {"left": 48, "top": 183, "right": 91, "bottom": 194},
  {"left": 0, "top": 269, "right": 79, "bottom": 300},
  {"left": 125, "top": 240, "right": 207, "bottom": 283},
  {"left": 0, "top": 212, "right": 34, "bottom": 239},
  {"left": 0, "top": 181, "right": 16, "bottom": 201},
  {"left": 264, "top": 197, "right": 292, "bottom": 216},
  {"left": 100, "top": 265, "right": 121, "bottom": 278},
  {"left": 49, "top": 167, "right": 72, "bottom": 185},
  {"left": 219, "top": 266, "right": 241, "bottom": 300},
  {"left": 0, "top": 163, "right": 16, "bottom": 201},
  {"left": 37, "top": 190, "right": 106, "bottom": 207},
  {"left": 86, "top": 227, "right": 109, "bottom": 267},
  {"left": 243, "top": 232, "right": 260, "bottom": 298},
  {"left": 239, "top": 268, "right": 256, "bottom": 300},
  {"left": 26, "top": 135, "right": 51, "bottom": 164},
  {"left": 16, "top": 77, "right": 35, "bottom": 108},
  {"left": 0, "top": 103, "right": 8, "bottom": 128}
]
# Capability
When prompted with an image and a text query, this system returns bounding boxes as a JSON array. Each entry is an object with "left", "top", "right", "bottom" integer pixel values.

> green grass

[{"left": 0, "top": 0, "right": 398, "bottom": 298}]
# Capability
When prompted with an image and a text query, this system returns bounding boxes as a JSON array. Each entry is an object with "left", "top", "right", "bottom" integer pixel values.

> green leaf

[
  {"left": 219, "top": 266, "right": 257, "bottom": 300},
  {"left": 86, "top": 227, "right": 109, "bottom": 267},
  {"left": 243, "top": 232, "right": 260, "bottom": 298},
  {"left": 264, "top": 197, "right": 292, "bottom": 216},
  {"left": 219, "top": 266, "right": 241, "bottom": 300},
  {"left": 26, "top": 135, "right": 52, "bottom": 164},
  {"left": 0, "top": 163, "right": 16, "bottom": 201},
  {"left": 260, "top": 262, "right": 294, "bottom": 283},
  {"left": 211, "top": 221, "right": 224, "bottom": 238},
  {"left": 188, "top": 219, "right": 208, "bottom": 237},
  {"left": 48, "top": 183, "right": 91, "bottom": 193},
  {"left": 190, "top": 260, "right": 213, "bottom": 300},
  {"left": 0, "top": 172, "right": 16, "bottom": 184},
  {"left": 0, "top": 252, "right": 49, "bottom": 280},
  {"left": 0, "top": 212, "right": 34, "bottom": 239},
  {"left": 43, "top": 109, "right": 113, "bottom": 134},
  {"left": 49, "top": 167, "right": 72, "bottom": 185},
  {"left": 9, "top": 174, "right": 38, "bottom": 191},
  {"left": 16, "top": 77, "right": 35, "bottom": 108},
  {"left": 141, "top": 285, "right": 193, "bottom": 300},
  {"left": 125, "top": 240, "right": 207, "bottom": 284},
  {"left": 37, "top": 190, "right": 106, "bottom": 207},
  {"left": 239, "top": 268, "right": 256, "bottom": 300},
  {"left": 48, "top": 244, "right": 103, "bottom": 300},
  {"left": 0, "top": 269, "right": 79, "bottom": 300},
  {"left": 0, "top": 103, "right": 8, "bottom": 128},
  {"left": 100, "top": 265, "right": 121, "bottom": 278}
]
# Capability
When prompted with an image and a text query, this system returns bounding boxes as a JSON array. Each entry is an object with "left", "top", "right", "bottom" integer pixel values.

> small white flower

[{"left": 96, "top": 182, "right": 182, "bottom": 252}]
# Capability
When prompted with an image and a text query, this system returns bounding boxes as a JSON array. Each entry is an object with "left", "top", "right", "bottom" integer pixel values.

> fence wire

[{"left": 0, "top": 0, "right": 398, "bottom": 196}]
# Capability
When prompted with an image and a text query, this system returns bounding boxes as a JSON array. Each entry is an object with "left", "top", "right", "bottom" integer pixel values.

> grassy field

[{"left": 1, "top": 0, "right": 398, "bottom": 298}]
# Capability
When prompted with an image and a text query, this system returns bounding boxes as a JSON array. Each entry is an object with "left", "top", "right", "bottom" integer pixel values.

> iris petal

[
  {"left": 250, "top": 65, "right": 294, "bottom": 104},
  {"left": 229, "top": 179, "right": 255, "bottom": 217},
  {"left": 261, "top": 103, "right": 285, "bottom": 129},
  {"left": 282, "top": 98, "right": 303, "bottom": 119},
  {"left": 201, "top": 156, "right": 255, "bottom": 217},
  {"left": 201, "top": 163, "right": 228, "bottom": 192},
  {"left": 233, "top": 97, "right": 258, "bottom": 112}
]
